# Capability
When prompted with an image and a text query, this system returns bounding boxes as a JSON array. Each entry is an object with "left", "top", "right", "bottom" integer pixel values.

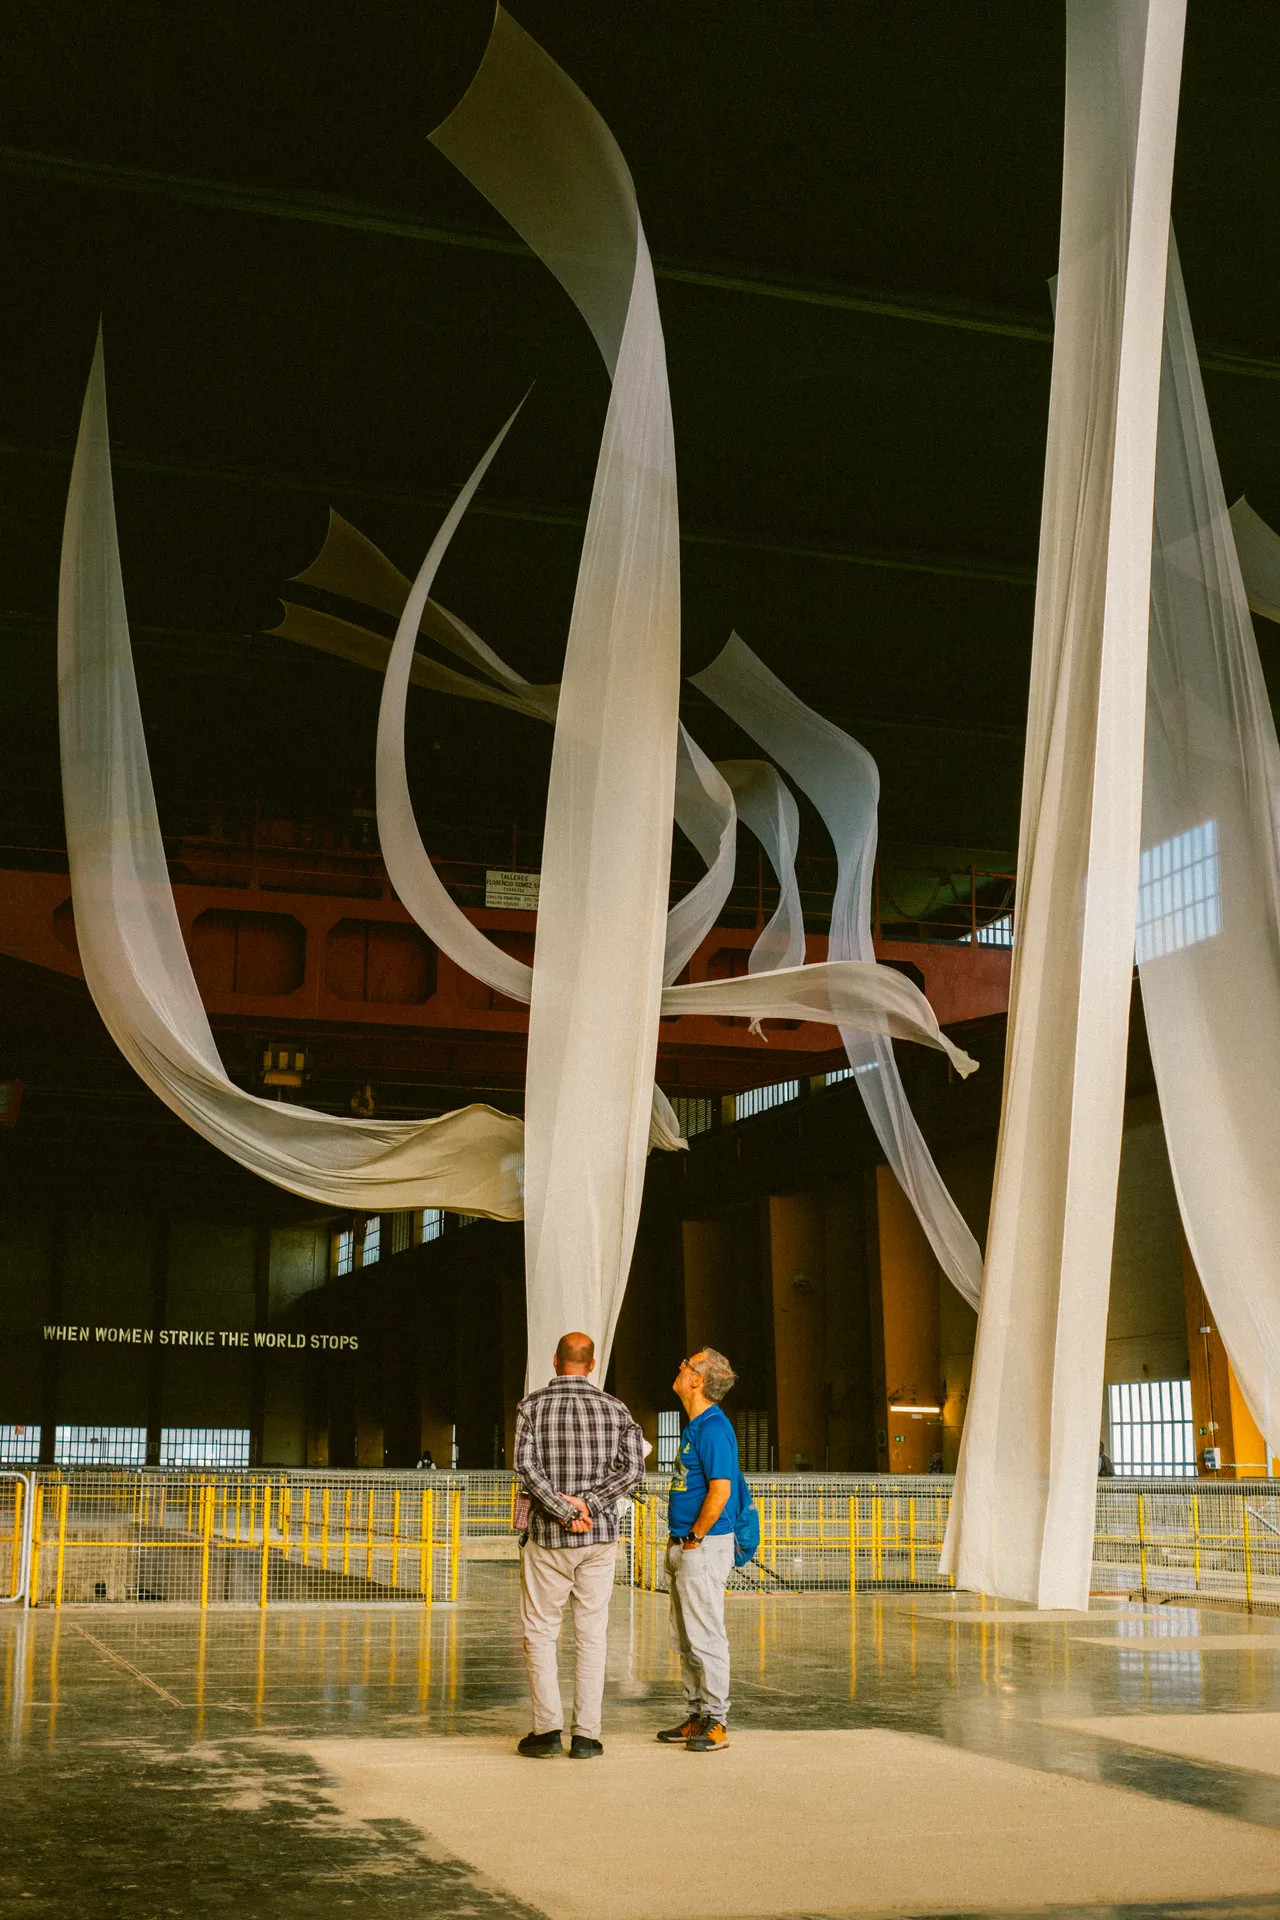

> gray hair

[{"left": 694, "top": 1347, "right": 737, "bottom": 1403}]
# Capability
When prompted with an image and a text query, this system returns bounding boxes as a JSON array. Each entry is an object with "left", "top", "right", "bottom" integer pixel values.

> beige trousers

[
  {"left": 519, "top": 1539, "right": 617, "bottom": 1739},
  {"left": 666, "top": 1533, "right": 734, "bottom": 1723}
]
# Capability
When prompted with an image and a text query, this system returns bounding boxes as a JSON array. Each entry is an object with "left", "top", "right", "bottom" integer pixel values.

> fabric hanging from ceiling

[
  {"left": 57, "top": 338, "right": 525, "bottom": 1218},
  {"left": 429, "top": 7, "right": 683, "bottom": 1377},
  {"left": 942, "top": 0, "right": 1185, "bottom": 1609},
  {"left": 1230, "top": 498, "right": 1280, "bottom": 626},
  {"left": 386, "top": 8, "right": 979, "bottom": 1367},
  {"left": 57, "top": 17, "right": 982, "bottom": 1275},
  {"left": 1138, "top": 303, "right": 1280, "bottom": 1462},
  {"left": 354, "top": 461, "right": 978, "bottom": 1143},
  {"left": 694, "top": 634, "right": 984, "bottom": 1310},
  {"left": 365, "top": 516, "right": 977, "bottom": 1068},
  {"left": 718, "top": 760, "right": 806, "bottom": 975},
  {"left": 290, "top": 527, "right": 976, "bottom": 1045}
]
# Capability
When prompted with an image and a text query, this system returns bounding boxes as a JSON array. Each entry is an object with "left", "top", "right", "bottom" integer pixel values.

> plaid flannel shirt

[{"left": 515, "top": 1375, "right": 646, "bottom": 1547}]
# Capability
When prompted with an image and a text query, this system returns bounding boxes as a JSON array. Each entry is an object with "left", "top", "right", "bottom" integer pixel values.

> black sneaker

[
  {"left": 569, "top": 1735, "right": 603, "bottom": 1759},
  {"left": 656, "top": 1712, "right": 704, "bottom": 1744},
  {"left": 517, "top": 1729, "right": 564, "bottom": 1758}
]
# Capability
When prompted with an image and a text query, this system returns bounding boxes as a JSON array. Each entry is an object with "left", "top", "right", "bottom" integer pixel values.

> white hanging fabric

[
  {"left": 428, "top": 8, "right": 683, "bottom": 1374},
  {"left": 694, "top": 635, "right": 984, "bottom": 1309},
  {"left": 943, "top": 0, "right": 1185, "bottom": 1608},
  {"left": 369, "top": 549, "right": 975, "bottom": 1072},
  {"left": 1138, "top": 276, "right": 1280, "bottom": 1460},
  {"left": 664, "top": 729, "right": 739, "bottom": 985},
  {"left": 57, "top": 337, "right": 525, "bottom": 1218},
  {"left": 718, "top": 760, "right": 807, "bottom": 975},
  {"left": 1229, "top": 498, "right": 1280, "bottom": 626},
  {"left": 398, "top": 11, "right": 979, "bottom": 1364},
  {"left": 285, "top": 520, "right": 742, "bottom": 988},
  {"left": 319, "top": 489, "right": 970, "bottom": 1145}
]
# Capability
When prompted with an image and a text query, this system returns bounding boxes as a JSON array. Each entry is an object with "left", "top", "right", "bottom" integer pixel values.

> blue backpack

[{"left": 733, "top": 1466, "right": 761, "bottom": 1569}]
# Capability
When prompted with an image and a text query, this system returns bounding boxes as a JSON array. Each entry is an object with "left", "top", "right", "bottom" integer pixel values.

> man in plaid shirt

[{"left": 514, "top": 1330, "right": 646, "bottom": 1760}]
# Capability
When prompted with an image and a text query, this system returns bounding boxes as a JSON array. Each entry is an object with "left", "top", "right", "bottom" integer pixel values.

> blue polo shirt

[{"left": 668, "top": 1405, "right": 739, "bottom": 1537}]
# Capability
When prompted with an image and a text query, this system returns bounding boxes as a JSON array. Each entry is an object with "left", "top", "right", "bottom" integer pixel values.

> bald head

[{"left": 554, "top": 1331, "right": 595, "bottom": 1374}]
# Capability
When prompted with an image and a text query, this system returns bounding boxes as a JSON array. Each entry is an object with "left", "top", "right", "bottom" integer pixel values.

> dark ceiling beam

[
  {"left": 0, "top": 441, "right": 1036, "bottom": 587},
  {"left": 3, "top": 144, "right": 1278, "bottom": 383},
  {"left": 0, "top": 613, "right": 1024, "bottom": 742}
]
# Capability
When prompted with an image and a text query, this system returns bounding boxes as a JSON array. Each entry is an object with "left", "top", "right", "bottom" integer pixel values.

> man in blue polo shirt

[{"left": 657, "top": 1346, "right": 739, "bottom": 1753}]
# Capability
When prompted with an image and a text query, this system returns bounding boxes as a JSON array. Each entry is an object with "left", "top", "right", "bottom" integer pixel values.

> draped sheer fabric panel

[
  {"left": 694, "top": 636, "right": 984, "bottom": 1309},
  {"left": 663, "top": 728, "right": 739, "bottom": 986},
  {"left": 942, "top": 0, "right": 1185, "bottom": 1608},
  {"left": 1230, "top": 499, "right": 1280, "bottom": 627},
  {"left": 1142, "top": 266, "right": 1280, "bottom": 1458},
  {"left": 718, "top": 761, "right": 807, "bottom": 975},
  {"left": 363, "top": 479, "right": 971, "bottom": 1140},
  {"left": 58, "top": 340, "right": 525, "bottom": 1218},
  {"left": 430, "top": 10, "right": 682, "bottom": 1377},
  {"left": 662, "top": 964, "right": 978, "bottom": 1073}
]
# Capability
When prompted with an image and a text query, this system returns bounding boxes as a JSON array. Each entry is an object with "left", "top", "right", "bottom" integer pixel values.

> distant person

[
  {"left": 657, "top": 1347, "right": 739, "bottom": 1754},
  {"left": 414, "top": 1449, "right": 435, "bottom": 1470},
  {"left": 1098, "top": 1441, "right": 1116, "bottom": 1477},
  {"left": 513, "top": 1330, "right": 645, "bottom": 1760},
  {"left": 927, "top": 1452, "right": 945, "bottom": 1474}
]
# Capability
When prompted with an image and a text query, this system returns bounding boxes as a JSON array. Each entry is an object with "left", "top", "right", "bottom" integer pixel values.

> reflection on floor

[{"left": 4, "top": 1566, "right": 1280, "bottom": 1918}]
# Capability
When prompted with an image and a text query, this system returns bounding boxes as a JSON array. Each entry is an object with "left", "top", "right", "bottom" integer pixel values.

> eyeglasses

[{"left": 678, "top": 1358, "right": 704, "bottom": 1375}]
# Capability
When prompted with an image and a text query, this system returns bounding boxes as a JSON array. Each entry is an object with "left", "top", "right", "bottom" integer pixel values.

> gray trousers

[
  {"left": 666, "top": 1533, "right": 734, "bottom": 1723},
  {"left": 520, "top": 1539, "right": 617, "bottom": 1740}
]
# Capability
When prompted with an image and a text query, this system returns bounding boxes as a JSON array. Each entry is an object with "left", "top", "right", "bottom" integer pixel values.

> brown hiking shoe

[
  {"left": 686, "top": 1720, "right": 728, "bottom": 1752},
  {"left": 656, "top": 1712, "right": 704, "bottom": 1744}
]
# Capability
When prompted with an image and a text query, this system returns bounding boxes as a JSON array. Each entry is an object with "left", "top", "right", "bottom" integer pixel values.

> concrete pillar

[
  {"left": 38, "top": 1213, "right": 67, "bottom": 1466},
  {"left": 681, "top": 1217, "right": 735, "bottom": 1359},
  {"left": 453, "top": 1267, "right": 502, "bottom": 1467},
  {"left": 501, "top": 1265, "right": 526, "bottom": 1469},
  {"left": 381, "top": 1305, "right": 422, "bottom": 1469},
  {"left": 823, "top": 1184, "right": 876, "bottom": 1469},
  {"left": 413, "top": 1262, "right": 456, "bottom": 1470},
  {"left": 870, "top": 1166, "right": 942, "bottom": 1474},
  {"left": 250, "top": 1223, "right": 271, "bottom": 1467},
  {"left": 767, "top": 1193, "right": 826, "bottom": 1471},
  {"left": 940, "top": 1281, "right": 976, "bottom": 1473},
  {"left": 326, "top": 1352, "right": 357, "bottom": 1468},
  {"left": 1183, "top": 1234, "right": 1276, "bottom": 1477},
  {"left": 932, "top": 1138, "right": 992, "bottom": 1470}
]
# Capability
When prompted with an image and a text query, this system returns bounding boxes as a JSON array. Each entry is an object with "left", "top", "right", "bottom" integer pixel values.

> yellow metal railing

[
  {"left": 627, "top": 1477, "right": 1280, "bottom": 1610},
  {"left": 18, "top": 1469, "right": 464, "bottom": 1610},
  {"left": 1093, "top": 1483, "right": 1280, "bottom": 1611},
  {"left": 628, "top": 1481, "right": 953, "bottom": 1594}
]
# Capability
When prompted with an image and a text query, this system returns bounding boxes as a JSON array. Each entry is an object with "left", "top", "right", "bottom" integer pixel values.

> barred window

[
  {"left": 961, "top": 911, "right": 1014, "bottom": 948},
  {"left": 54, "top": 1426, "right": 146, "bottom": 1467},
  {"left": 657, "top": 1409, "right": 681, "bottom": 1473},
  {"left": 421, "top": 1209, "right": 444, "bottom": 1243},
  {"left": 733, "top": 1079, "right": 799, "bottom": 1122},
  {"left": 160, "top": 1428, "right": 250, "bottom": 1468},
  {"left": 335, "top": 1226, "right": 354, "bottom": 1276},
  {"left": 389, "top": 1212, "right": 412, "bottom": 1256},
  {"left": 361, "top": 1215, "right": 381, "bottom": 1265},
  {"left": 0, "top": 1424, "right": 39, "bottom": 1464},
  {"left": 1108, "top": 1379, "right": 1195, "bottom": 1477},
  {"left": 822, "top": 1061, "right": 878, "bottom": 1087},
  {"left": 670, "top": 1096, "right": 715, "bottom": 1139},
  {"left": 1136, "top": 821, "right": 1220, "bottom": 963}
]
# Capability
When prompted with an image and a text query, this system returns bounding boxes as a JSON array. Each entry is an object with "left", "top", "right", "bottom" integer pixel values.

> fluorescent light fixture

[{"left": 889, "top": 1402, "right": 941, "bottom": 1414}]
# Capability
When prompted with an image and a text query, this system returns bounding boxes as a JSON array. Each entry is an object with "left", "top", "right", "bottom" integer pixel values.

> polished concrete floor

[{"left": 5, "top": 1568, "right": 1280, "bottom": 1918}]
